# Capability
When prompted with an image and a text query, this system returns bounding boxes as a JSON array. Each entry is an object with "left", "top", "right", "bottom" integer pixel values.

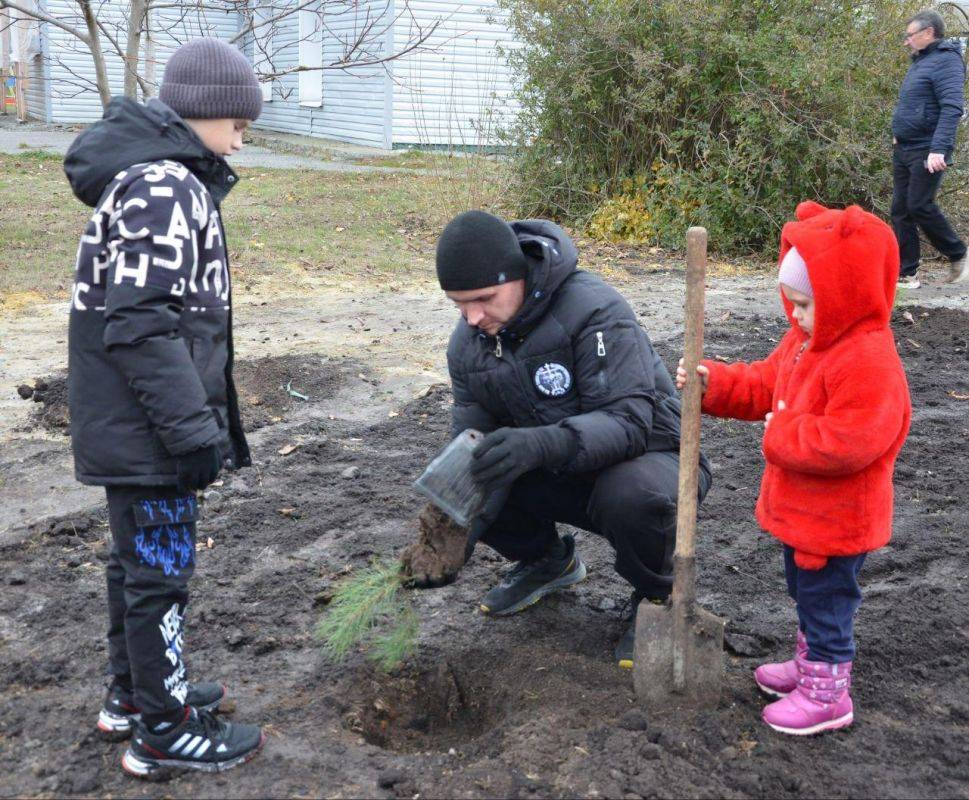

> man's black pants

[
  {"left": 478, "top": 450, "right": 712, "bottom": 600},
  {"left": 891, "top": 146, "right": 966, "bottom": 277},
  {"left": 105, "top": 485, "right": 198, "bottom": 718}
]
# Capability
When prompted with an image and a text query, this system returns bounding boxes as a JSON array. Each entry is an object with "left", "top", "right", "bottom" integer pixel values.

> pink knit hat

[{"left": 778, "top": 246, "right": 813, "bottom": 297}]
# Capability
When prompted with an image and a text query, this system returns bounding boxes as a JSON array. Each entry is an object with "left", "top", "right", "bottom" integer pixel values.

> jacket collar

[
  {"left": 64, "top": 97, "right": 239, "bottom": 208},
  {"left": 912, "top": 39, "right": 945, "bottom": 61}
]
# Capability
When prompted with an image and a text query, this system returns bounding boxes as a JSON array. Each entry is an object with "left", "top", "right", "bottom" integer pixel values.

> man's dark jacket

[
  {"left": 63, "top": 98, "right": 249, "bottom": 486},
  {"left": 892, "top": 39, "right": 966, "bottom": 154},
  {"left": 447, "top": 219, "right": 682, "bottom": 474}
]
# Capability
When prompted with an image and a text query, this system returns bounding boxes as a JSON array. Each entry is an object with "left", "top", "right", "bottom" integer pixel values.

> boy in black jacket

[{"left": 64, "top": 38, "right": 263, "bottom": 778}]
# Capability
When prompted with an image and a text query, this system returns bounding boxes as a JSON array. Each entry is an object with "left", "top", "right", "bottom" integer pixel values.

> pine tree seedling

[{"left": 315, "top": 560, "right": 419, "bottom": 671}]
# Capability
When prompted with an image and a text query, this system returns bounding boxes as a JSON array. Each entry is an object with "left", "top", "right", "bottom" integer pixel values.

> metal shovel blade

[{"left": 633, "top": 599, "right": 725, "bottom": 709}]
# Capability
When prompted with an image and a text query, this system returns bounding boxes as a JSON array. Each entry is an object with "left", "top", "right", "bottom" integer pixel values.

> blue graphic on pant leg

[
  {"left": 134, "top": 524, "right": 195, "bottom": 576},
  {"left": 136, "top": 496, "right": 197, "bottom": 527}
]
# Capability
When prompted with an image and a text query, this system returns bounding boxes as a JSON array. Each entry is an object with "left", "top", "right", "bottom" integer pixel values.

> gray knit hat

[{"left": 160, "top": 38, "right": 262, "bottom": 121}]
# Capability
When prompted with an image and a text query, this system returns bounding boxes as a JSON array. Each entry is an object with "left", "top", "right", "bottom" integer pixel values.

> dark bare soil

[
  {"left": 18, "top": 353, "right": 358, "bottom": 435},
  {"left": 0, "top": 307, "right": 966, "bottom": 799}
]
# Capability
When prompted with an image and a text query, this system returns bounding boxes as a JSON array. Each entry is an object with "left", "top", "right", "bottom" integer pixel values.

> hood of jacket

[
  {"left": 498, "top": 219, "right": 579, "bottom": 340},
  {"left": 64, "top": 97, "right": 238, "bottom": 208},
  {"left": 778, "top": 201, "right": 899, "bottom": 352}
]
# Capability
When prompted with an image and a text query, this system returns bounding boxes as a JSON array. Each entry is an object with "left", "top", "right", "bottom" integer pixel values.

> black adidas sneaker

[
  {"left": 97, "top": 681, "right": 226, "bottom": 741},
  {"left": 122, "top": 707, "right": 264, "bottom": 780},
  {"left": 479, "top": 534, "right": 587, "bottom": 616}
]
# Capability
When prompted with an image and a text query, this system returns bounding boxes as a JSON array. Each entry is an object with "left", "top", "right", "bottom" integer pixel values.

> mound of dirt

[
  {"left": 20, "top": 374, "right": 70, "bottom": 432},
  {"left": 233, "top": 353, "right": 356, "bottom": 431},
  {"left": 17, "top": 354, "right": 356, "bottom": 435},
  {"left": 1, "top": 307, "right": 967, "bottom": 798}
]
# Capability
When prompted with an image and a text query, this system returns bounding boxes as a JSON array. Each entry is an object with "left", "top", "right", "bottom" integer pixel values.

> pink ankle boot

[
  {"left": 762, "top": 656, "right": 853, "bottom": 735},
  {"left": 754, "top": 629, "right": 807, "bottom": 697}
]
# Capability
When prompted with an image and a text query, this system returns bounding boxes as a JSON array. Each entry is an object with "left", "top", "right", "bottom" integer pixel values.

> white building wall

[
  {"left": 25, "top": 0, "right": 521, "bottom": 145},
  {"left": 253, "top": 1, "right": 392, "bottom": 148},
  {"left": 37, "top": 0, "right": 240, "bottom": 124},
  {"left": 390, "top": 0, "right": 520, "bottom": 147},
  {"left": 23, "top": 51, "right": 47, "bottom": 121}
]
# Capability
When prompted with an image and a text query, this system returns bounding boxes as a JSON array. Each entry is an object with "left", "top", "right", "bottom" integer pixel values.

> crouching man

[{"left": 406, "top": 210, "right": 711, "bottom": 668}]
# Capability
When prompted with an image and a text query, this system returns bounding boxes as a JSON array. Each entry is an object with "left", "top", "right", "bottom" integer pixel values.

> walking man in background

[{"left": 891, "top": 9, "right": 969, "bottom": 288}]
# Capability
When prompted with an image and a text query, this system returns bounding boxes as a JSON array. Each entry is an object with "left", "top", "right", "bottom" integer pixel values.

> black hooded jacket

[
  {"left": 64, "top": 98, "right": 250, "bottom": 486},
  {"left": 447, "top": 219, "right": 684, "bottom": 473},
  {"left": 891, "top": 39, "right": 966, "bottom": 154}
]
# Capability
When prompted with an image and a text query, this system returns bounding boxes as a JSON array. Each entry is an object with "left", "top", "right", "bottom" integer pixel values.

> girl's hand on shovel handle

[{"left": 676, "top": 358, "right": 709, "bottom": 393}]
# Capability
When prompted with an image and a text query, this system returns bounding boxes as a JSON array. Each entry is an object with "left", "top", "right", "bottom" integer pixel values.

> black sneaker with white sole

[
  {"left": 97, "top": 681, "right": 226, "bottom": 741},
  {"left": 479, "top": 534, "right": 586, "bottom": 616},
  {"left": 122, "top": 707, "right": 263, "bottom": 780}
]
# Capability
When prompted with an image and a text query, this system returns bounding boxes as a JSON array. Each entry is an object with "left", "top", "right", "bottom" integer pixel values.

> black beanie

[{"left": 435, "top": 210, "right": 529, "bottom": 291}]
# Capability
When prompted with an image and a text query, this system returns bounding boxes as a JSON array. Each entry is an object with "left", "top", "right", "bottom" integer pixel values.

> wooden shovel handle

[{"left": 672, "top": 227, "right": 707, "bottom": 605}]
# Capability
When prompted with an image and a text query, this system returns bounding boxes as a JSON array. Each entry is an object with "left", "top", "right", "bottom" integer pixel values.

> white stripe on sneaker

[
  {"left": 193, "top": 739, "right": 211, "bottom": 758},
  {"left": 170, "top": 732, "right": 192, "bottom": 752},
  {"left": 180, "top": 735, "right": 203, "bottom": 755},
  {"left": 98, "top": 709, "right": 131, "bottom": 732}
]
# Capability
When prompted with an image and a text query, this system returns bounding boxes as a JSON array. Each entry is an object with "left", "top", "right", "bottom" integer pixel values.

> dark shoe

[
  {"left": 97, "top": 681, "right": 226, "bottom": 741},
  {"left": 122, "top": 707, "right": 263, "bottom": 780},
  {"left": 479, "top": 534, "right": 586, "bottom": 616},
  {"left": 615, "top": 594, "right": 666, "bottom": 670}
]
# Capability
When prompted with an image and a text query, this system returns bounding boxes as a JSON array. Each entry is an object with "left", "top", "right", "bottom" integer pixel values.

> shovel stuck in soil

[{"left": 633, "top": 227, "right": 725, "bottom": 710}]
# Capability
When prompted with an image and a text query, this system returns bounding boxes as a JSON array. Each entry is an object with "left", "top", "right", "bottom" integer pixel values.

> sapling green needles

[{"left": 316, "top": 560, "right": 419, "bottom": 671}]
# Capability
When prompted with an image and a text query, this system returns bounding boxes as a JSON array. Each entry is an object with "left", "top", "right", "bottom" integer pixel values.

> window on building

[{"left": 298, "top": 6, "right": 323, "bottom": 107}]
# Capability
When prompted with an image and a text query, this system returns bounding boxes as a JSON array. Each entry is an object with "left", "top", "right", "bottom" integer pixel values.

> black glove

[
  {"left": 176, "top": 444, "right": 223, "bottom": 494},
  {"left": 470, "top": 426, "right": 576, "bottom": 494}
]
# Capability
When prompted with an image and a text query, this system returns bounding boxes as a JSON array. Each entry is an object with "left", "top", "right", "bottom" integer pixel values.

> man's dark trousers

[
  {"left": 478, "top": 451, "right": 712, "bottom": 600},
  {"left": 891, "top": 146, "right": 967, "bottom": 277},
  {"left": 105, "top": 485, "right": 197, "bottom": 719}
]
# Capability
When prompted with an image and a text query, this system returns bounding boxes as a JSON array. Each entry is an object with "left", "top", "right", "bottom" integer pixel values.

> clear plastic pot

[{"left": 413, "top": 429, "right": 486, "bottom": 528}]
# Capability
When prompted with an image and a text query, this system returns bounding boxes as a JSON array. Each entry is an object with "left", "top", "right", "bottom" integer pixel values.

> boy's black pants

[
  {"left": 478, "top": 450, "right": 712, "bottom": 600},
  {"left": 891, "top": 146, "right": 967, "bottom": 277},
  {"left": 105, "top": 485, "right": 198, "bottom": 718}
]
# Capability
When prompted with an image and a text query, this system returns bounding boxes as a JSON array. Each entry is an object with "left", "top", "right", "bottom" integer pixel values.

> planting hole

[{"left": 346, "top": 659, "right": 504, "bottom": 753}]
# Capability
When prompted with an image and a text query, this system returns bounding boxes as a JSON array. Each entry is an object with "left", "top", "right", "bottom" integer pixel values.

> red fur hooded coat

[{"left": 700, "top": 202, "right": 912, "bottom": 569}]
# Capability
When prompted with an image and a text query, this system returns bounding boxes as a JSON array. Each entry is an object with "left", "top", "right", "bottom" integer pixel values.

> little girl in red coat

[{"left": 677, "top": 201, "right": 911, "bottom": 735}]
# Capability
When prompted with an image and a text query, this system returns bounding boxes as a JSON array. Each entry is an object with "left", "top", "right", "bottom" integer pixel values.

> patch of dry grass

[{"left": 0, "top": 149, "right": 766, "bottom": 312}]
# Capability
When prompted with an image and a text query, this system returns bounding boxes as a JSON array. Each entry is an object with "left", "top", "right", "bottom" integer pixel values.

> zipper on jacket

[
  {"left": 494, "top": 337, "right": 503, "bottom": 359},
  {"left": 596, "top": 331, "right": 606, "bottom": 357}
]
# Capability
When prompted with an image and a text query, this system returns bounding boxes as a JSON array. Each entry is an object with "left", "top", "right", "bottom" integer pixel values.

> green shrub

[{"left": 500, "top": 0, "right": 947, "bottom": 253}]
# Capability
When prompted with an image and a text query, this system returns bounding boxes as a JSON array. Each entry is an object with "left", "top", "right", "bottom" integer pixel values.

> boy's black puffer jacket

[
  {"left": 447, "top": 219, "right": 685, "bottom": 474},
  {"left": 64, "top": 97, "right": 250, "bottom": 486}
]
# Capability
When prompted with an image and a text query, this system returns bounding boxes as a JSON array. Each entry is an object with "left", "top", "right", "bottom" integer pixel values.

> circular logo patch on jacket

[{"left": 534, "top": 363, "right": 572, "bottom": 397}]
